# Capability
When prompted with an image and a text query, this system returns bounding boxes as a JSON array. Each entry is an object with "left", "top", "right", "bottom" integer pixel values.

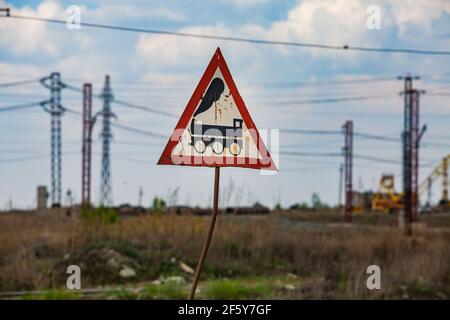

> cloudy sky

[{"left": 0, "top": 0, "right": 449, "bottom": 209}]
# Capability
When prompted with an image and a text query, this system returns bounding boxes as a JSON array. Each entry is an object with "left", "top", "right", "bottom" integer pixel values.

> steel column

[
  {"left": 100, "top": 75, "right": 114, "bottom": 206},
  {"left": 343, "top": 121, "right": 353, "bottom": 223},
  {"left": 82, "top": 83, "right": 93, "bottom": 207}
]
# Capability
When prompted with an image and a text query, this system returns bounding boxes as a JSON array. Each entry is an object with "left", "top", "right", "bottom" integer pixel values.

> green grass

[
  {"left": 13, "top": 277, "right": 284, "bottom": 300},
  {"left": 140, "top": 281, "right": 186, "bottom": 299},
  {"left": 203, "top": 278, "right": 274, "bottom": 299},
  {"left": 23, "top": 289, "right": 81, "bottom": 300}
]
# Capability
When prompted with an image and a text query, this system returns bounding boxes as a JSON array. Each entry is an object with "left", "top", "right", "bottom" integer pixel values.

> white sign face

[{"left": 171, "top": 68, "right": 261, "bottom": 161}]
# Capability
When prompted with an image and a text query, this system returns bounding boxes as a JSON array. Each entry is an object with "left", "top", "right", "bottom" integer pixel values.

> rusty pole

[
  {"left": 401, "top": 75, "right": 422, "bottom": 235},
  {"left": 189, "top": 166, "right": 220, "bottom": 300},
  {"left": 343, "top": 121, "right": 353, "bottom": 223}
]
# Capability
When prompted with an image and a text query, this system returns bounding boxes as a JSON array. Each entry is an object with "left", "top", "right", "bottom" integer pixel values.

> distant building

[{"left": 37, "top": 186, "right": 48, "bottom": 211}]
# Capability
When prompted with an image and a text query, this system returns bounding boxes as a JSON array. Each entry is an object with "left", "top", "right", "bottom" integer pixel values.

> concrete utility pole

[
  {"left": 342, "top": 121, "right": 353, "bottom": 223},
  {"left": 81, "top": 83, "right": 93, "bottom": 208},
  {"left": 338, "top": 163, "right": 343, "bottom": 208},
  {"left": 36, "top": 186, "right": 48, "bottom": 211}
]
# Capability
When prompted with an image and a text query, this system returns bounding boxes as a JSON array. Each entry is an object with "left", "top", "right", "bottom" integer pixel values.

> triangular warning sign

[{"left": 158, "top": 47, "right": 277, "bottom": 171}]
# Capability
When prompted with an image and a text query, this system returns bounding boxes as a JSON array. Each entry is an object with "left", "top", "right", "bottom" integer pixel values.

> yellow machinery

[
  {"left": 352, "top": 191, "right": 372, "bottom": 214},
  {"left": 371, "top": 174, "right": 403, "bottom": 214},
  {"left": 419, "top": 154, "right": 449, "bottom": 209}
]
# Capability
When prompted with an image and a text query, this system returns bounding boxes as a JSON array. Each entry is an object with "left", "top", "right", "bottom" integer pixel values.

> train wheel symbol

[
  {"left": 229, "top": 142, "right": 241, "bottom": 156},
  {"left": 212, "top": 140, "right": 224, "bottom": 154},
  {"left": 194, "top": 140, "right": 206, "bottom": 153}
]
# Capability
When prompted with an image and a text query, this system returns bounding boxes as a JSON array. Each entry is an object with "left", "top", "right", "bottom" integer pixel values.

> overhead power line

[
  {"left": 353, "top": 154, "right": 401, "bottom": 165},
  {"left": 281, "top": 150, "right": 404, "bottom": 165},
  {"left": 281, "top": 151, "right": 342, "bottom": 157},
  {"left": 427, "top": 92, "right": 450, "bottom": 97},
  {"left": 111, "top": 154, "right": 152, "bottom": 165},
  {"left": 277, "top": 94, "right": 396, "bottom": 106},
  {"left": 264, "top": 76, "right": 398, "bottom": 88},
  {"left": 352, "top": 132, "right": 450, "bottom": 148},
  {"left": 113, "top": 99, "right": 177, "bottom": 118},
  {"left": 63, "top": 82, "right": 90, "bottom": 94},
  {"left": 33, "top": 106, "right": 450, "bottom": 151},
  {"left": 0, "top": 151, "right": 79, "bottom": 164},
  {"left": 2, "top": 12, "right": 450, "bottom": 56},
  {"left": 64, "top": 81, "right": 177, "bottom": 118},
  {"left": 102, "top": 75, "right": 399, "bottom": 88},
  {"left": 111, "top": 122, "right": 167, "bottom": 139},
  {"left": 0, "top": 78, "right": 38, "bottom": 88},
  {"left": 281, "top": 129, "right": 341, "bottom": 135},
  {"left": 65, "top": 107, "right": 166, "bottom": 139},
  {"left": 0, "top": 101, "right": 42, "bottom": 112},
  {"left": 353, "top": 132, "right": 401, "bottom": 142},
  {"left": 309, "top": 77, "right": 399, "bottom": 85}
]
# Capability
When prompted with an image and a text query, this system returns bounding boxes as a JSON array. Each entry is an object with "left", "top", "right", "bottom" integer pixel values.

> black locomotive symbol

[
  {"left": 190, "top": 118, "right": 243, "bottom": 155},
  {"left": 189, "top": 77, "right": 243, "bottom": 156}
]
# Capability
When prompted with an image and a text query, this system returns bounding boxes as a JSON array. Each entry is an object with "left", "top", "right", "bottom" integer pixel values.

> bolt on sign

[{"left": 158, "top": 47, "right": 277, "bottom": 299}]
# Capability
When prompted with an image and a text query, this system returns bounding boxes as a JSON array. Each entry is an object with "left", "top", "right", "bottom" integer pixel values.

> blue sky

[{"left": 0, "top": 0, "right": 449, "bottom": 209}]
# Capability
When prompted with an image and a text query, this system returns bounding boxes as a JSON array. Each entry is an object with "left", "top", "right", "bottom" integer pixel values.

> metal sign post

[{"left": 189, "top": 166, "right": 220, "bottom": 299}]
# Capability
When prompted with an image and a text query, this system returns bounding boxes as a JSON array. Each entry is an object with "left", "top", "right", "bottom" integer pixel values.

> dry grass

[{"left": 0, "top": 210, "right": 449, "bottom": 299}]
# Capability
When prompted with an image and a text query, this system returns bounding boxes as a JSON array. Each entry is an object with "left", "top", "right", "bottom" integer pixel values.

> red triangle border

[{"left": 157, "top": 47, "right": 277, "bottom": 171}]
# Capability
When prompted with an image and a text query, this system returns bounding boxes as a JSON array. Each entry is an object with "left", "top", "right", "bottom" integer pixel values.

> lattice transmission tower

[
  {"left": 99, "top": 75, "right": 115, "bottom": 206},
  {"left": 40, "top": 72, "right": 66, "bottom": 207}
]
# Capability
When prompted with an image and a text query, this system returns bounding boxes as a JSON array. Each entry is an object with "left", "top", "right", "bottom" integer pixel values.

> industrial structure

[
  {"left": 36, "top": 186, "right": 48, "bottom": 211},
  {"left": 419, "top": 154, "right": 450, "bottom": 210},
  {"left": 352, "top": 175, "right": 403, "bottom": 215},
  {"left": 1, "top": 71, "right": 447, "bottom": 226},
  {"left": 338, "top": 163, "right": 343, "bottom": 208},
  {"left": 400, "top": 74, "right": 426, "bottom": 234},
  {"left": 81, "top": 83, "right": 93, "bottom": 208},
  {"left": 342, "top": 120, "right": 353, "bottom": 223},
  {"left": 371, "top": 175, "right": 403, "bottom": 214},
  {"left": 40, "top": 72, "right": 66, "bottom": 207},
  {"left": 99, "top": 75, "right": 115, "bottom": 207}
]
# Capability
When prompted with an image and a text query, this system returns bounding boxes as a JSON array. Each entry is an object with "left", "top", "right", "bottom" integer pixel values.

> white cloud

[
  {"left": 140, "top": 0, "right": 449, "bottom": 78},
  {"left": 86, "top": 3, "right": 184, "bottom": 22},
  {"left": 139, "top": 72, "right": 196, "bottom": 85},
  {"left": 0, "top": 0, "right": 96, "bottom": 57},
  {"left": 136, "top": 24, "right": 262, "bottom": 69},
  {"left": 389, "top": 0, "right": 450, "bottom": 36},
  {"left": 0, "top": 0, "right": 63, "bottom": 55},
  {"left": 135, "top": 0, "right": 374, "bottom": 71},
  {"left": 54, "top": 54, "right": 108, "bottom": 81},
  {"left": 0, "top": 61, "right": 44, "bottom": 78},
  {"left": 228, "top": 0, "right": 272, "bottom": 7},
  {"left": 0, "top": 0, "right": 183, "bottom": 58}
]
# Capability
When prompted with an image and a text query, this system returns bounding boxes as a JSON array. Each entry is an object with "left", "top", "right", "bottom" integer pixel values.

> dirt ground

[{"left": 0, "top": 209, "right": 449, "bottom": 299}]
